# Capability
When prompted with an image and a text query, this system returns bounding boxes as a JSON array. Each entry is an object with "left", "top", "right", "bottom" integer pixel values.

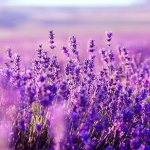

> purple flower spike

[
  {"left": 62, "top": 46, "right": 70, "bottom": 57},
  {"left": 88, "top": 40, "right": 96, "bottom": 53},
  {"left": 69, "top": 36, "right": 78, "bottom": 55},
  {"left": 49, "top": 30, "right": 56, "bottom": 49},
  {"left": 106, "top": 31, "right": 113, "bottom": 44}
]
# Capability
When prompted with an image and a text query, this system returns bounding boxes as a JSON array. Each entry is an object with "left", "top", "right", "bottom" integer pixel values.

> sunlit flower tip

[
  {"left": 106, "top": 31, "right": 113, "bottom": 38},
  {"left": 49, "top": 30, "right": 54, "bottom": 39},
  {"left": 39, "top": 44, "right": 42, "bottom": 48},
  {"left": 69, "top": 36, "right": 76, "bottom": 44}
]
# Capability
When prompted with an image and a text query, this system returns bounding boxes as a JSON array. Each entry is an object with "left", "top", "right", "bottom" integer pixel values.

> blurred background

[{"left": 0, "top": 0, "right": 150, "bottom": 65}]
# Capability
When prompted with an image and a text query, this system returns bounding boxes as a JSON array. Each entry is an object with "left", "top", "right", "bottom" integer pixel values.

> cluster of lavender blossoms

[{"left": 0, "top": 31, "right": 150, "bottom": 150}]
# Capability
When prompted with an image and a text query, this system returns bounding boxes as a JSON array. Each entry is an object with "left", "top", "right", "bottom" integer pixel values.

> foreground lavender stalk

[{"left": 0, "top": 31, "right": 150, "bottom": 150}]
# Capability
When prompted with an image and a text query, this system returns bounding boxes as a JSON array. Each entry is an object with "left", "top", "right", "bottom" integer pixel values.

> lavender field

[{"left": 0, "top": 1, "right": 150, "bottom": 150}]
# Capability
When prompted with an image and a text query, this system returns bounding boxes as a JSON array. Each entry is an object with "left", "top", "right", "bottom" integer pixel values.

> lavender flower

[
  {"left": 0, "top": 31, "right": 149, "bottom": 150},
  {"left": 69, "top": 36, "right": 78, "bottom": 56}
]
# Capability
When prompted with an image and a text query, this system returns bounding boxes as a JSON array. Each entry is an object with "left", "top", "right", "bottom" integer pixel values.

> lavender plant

[{"left": 0, "top": 31, "right": 150, "bottom": 150}]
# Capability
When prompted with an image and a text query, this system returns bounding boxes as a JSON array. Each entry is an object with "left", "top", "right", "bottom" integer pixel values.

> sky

[{"left": 1, "top": 0, "right": 144, "bottom": 7}]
